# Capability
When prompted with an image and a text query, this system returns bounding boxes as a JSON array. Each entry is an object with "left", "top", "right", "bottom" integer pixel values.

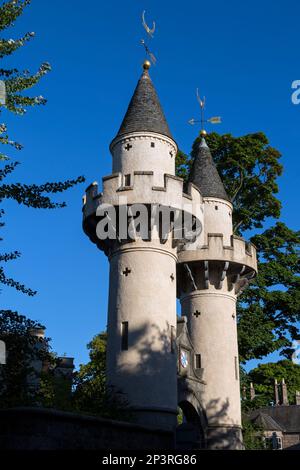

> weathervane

[
  {"left": 188, "top": 89, "right": 221, "bottom": 136},
  {"left": 140, "top": 10, "right": 157, "bottom": 66}
]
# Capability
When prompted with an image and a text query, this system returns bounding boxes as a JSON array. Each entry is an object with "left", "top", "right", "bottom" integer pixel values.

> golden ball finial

[
  {"left": 143, "top": 60, "right": 151, "bottom": 71},
  {"left": 200, "top": 129, "right": 207, "bottom": 137}
]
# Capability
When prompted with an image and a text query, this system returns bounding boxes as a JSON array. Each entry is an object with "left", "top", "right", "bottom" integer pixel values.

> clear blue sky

[{"left": 1, "top": 0, "right": 299, "bottom": 370}]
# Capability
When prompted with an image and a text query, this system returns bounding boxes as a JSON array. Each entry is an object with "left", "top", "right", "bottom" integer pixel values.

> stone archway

[
  {"left": 176, "top": 398, "right": 207, "bottom": 449},
  {"left": 176, "top": 316, "right": 207, "bottom": 448}
]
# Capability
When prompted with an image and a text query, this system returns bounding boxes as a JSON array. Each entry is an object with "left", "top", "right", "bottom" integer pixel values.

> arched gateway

[{"left": 176, "top": 317, "right": 207, "bottom": 449}]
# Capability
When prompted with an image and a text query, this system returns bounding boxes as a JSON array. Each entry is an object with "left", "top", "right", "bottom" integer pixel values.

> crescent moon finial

[{"left": 142, "top": 10, "right": 156, "bottom": 38}]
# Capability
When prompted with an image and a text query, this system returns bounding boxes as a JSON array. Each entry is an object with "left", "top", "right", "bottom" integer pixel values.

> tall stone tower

[
  {"left": 177, "top": 136, "right": 257, "bottom": 449},
  {"left": 83, "top": 58, "right": 257, "bottom": 448},
  {"left": 83, "top": 62, "right": 201, "bottom": 430}
]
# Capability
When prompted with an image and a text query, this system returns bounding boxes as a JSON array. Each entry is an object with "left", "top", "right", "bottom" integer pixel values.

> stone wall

[
  {"left": 283, "top": 433, "right": 300, "bottom": 449},
  {"left": 0, "top": 407, "right": 174, "bottom": 450}
]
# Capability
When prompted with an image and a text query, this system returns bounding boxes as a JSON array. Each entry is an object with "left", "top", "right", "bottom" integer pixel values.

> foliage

[
  {"left": 73, "top": 333, "right": 132, "bottom": 421},
  {"left": 177, "top": 407, "right": 184, "bottom": 425},
  {"left": 37, "top": 369, "right": 73, "bottom": 410},
  {"left": 0, "top": 0, "right": 84, "bottom": 296},
  {"left": 242, "top": 415, "right": 265, "bottom": 450},
  {"left": 202, "top": 132, "right": 282, "bottom": 234},
  {"left": 244, "top": 361, "right": 300, "bottom": 409},
  {"left": 238, "top": 223, "right": 300, "bottom": 362},
  {"left": 0, "top": 309, "right": 52, "bottom": 406},
  {"left": 175, "top": 149, "right": 191, "bottom": 181},
  {"left": 177, "top": 132, "right": 282, "bottom": 234},
  {"left": 176, "top": 131, "right": 299, "bottom": 362}
]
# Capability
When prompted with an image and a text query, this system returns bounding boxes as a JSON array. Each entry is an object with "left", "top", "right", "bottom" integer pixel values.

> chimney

[
  {"left": 296, "top": 391, "right": 300, "bottom": 406},
  {"left": 250, "top": 382, "right": 255, "bottom": 401},
  {"left": 55, "top": 357, "right": 74, "bottom": 377},
  {"left": 274, "top": 379, "right": 279, "bottom": 405},
  {"left": 281, "top": 378, "right": 289, "bottom": 405},
  {"left": 53, "top": 357, "right": 74, "bottom": 401},
  {"left": 27, "top": 327, "right": 47, "bottom": 396}
]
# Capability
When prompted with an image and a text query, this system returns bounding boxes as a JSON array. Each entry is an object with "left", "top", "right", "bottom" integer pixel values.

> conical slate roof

[
  {"left": 114, "top": 67, "right": 173, "bottom": 140},
  {"left": 189, "top": 138, "right": 230, "bottom": 201}
]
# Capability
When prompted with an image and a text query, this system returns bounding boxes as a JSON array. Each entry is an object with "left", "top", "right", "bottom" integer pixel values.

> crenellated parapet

[
  {"left": 179, "top": 233, "right": 257, "bottom": 271},
  {"left": 82, "top": 171, "right": 203, "bottom": 255},
  {"left": 83, "top": 172, "right": 202, "bottom": 214},
  {"left": 177, "top": 233, "right": 257, "bottom": 296}
]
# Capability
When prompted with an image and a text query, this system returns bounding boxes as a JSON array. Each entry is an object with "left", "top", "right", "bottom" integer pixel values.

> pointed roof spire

[
  {"left": 112, "top": 61, "right": 173, "bottom": 142},
  {"left": 188, "top": 137, "right": 230, "bottom": 202}
]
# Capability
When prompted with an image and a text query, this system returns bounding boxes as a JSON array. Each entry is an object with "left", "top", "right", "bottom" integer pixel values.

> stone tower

[
  {"left": 177, "top": 137, "right": 257, "bottom": 449},
  {"left": 83, "top": 62, "right": 201, "bottom": 430},
  {"left": 83, "top": 60, "right": 257, "bottom": 448}
]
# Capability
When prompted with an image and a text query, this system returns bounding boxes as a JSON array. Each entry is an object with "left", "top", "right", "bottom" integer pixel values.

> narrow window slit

[
  {"left": 121, "top": 322, "right": 128, "bottom": 350},
  {"left": 171, "top": 326, "right": 175, "bottom": 353},
  {"left": 195, "top": 354, "right": 201, "bottom": 369},
  {"left": 234, "top": 356, "right": 238, "bottom": 380},
  {"left": 124, "top": 174, "right": 131, "bottom": 186}
]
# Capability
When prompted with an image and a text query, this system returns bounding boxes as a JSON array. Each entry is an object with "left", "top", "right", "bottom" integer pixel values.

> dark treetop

[
  {"left": 114, "top": 68, "right": 173, "bottom": 141},
  {"left": 189, "top": 138, "right": 230, "bottom": 201}
]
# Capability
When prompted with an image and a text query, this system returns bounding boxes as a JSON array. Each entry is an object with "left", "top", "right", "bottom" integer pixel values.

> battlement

[
  {"left": 82, "top": 172, "right": 203, "bottom": 221},
  {"left": 178, "top": 233, "right": 257, "bottom": 273}
]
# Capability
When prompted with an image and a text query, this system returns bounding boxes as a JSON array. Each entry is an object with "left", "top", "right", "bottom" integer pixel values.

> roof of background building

[
  {"left": 251, "top": 412, "right": 284, "bottom": 431},
  {"left": 250, "top": 406, "right": 300, "bottom": 433}
]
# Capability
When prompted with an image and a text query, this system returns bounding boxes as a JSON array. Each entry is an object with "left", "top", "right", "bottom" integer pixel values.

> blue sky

[{"left": 1, "top": 0, "right": 299, "bottom": 370}]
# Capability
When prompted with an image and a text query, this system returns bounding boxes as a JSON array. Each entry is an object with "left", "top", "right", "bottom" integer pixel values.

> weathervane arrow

[
  {"left": 208, "top": 116, "right": 222, "bottom": 124},
  {"left": 188, "top": 89, "right": 222, "bottom": 135}
]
